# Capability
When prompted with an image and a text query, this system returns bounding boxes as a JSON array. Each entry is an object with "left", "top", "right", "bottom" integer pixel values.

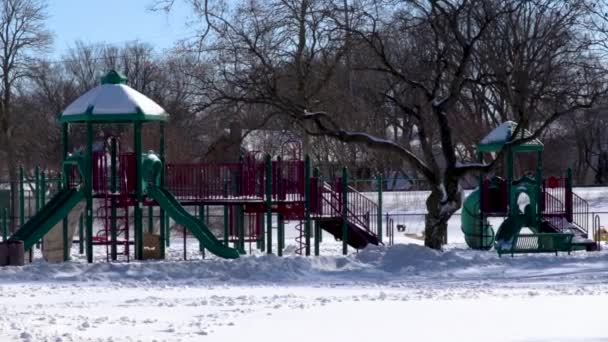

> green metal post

[
  {"left": 19, "top": 166, "right": 24, "bottom": 229},
  {"left": 41, "top": 171, "right": 46, "bottom": 206},
  {"left": 2, "top": 208, "right": 7, "bottom": 241},
  {"left": 342, "top": 167, "right": 348, "bottom": 255},
  {"left": 134, "top": 122, "right": 143, "bottom": 260},
  {"left": 78, "top": 213, "right": 84, "bottom": 254},
  {"left": 35, "top": 166, "right": 40, "bottom": 213},
  {"left": 148, "top": 205, "right": 153, "bottom": 234},
  {"left": 313, "top": 168, "right": 320, "bottom": 256},
  {"left": 304, "top": 155, "right": 311, "bottom": 256},
  {"left": 478, "top": 151, "right": 486, "bottom": 244},
  {"left": 199, "top": 204, "right": 205, "bottom": 257},
  {"left": 62, "top": 122, "right": 69, "bottom": 261},
  {"left": 110, "top": 137, "right": 118, "bottom": 261},
  {"left": 223, "top": 205, "right": 229, "bottom": 245},
  {"left": 535, "top": 151, "right": 543, "bottom": 230},
  {"left": 235, "top": 159, "right": 244, "bottom": 252},
  {"left": 159, "top": 122, "right": 166, "bottom": 259},
  {"left": 40, "top": 170, "right": 46, "bottom": 250},
  {"left": 59, "top": 172, "right": 69, "bottom": 261},
  {"left": 276, "top": 155, "right": 284, "bottom": 256},
  {"left": 232, "top": 207, "right": 238, "bottom": 250},
  {"left": 314, "top": 220, "right": 320, "bottom": 256},
  {"left": 506, "top": 149, "right": 514, "bottom": 216},
  {"left": 34, "top": 166, "right": 41, "bottom": 248},
  {"left": 165, "top": 214, "right": 170, "bottom": 247},
  {"left": 265, "top": 155, "right": 272, "bottom": 254},
  {"left": 258, "top": 213, "right": 264, "bottom": 251},
  {"left": 259, "top": 212, "right": 265, "bottom": 251},
  {"left": 377, "top": 174, "right": 383, "bottom": 243},
  {"left": 62, "top": 213, "right": 69, "bottom": 261},
  {"left": 277, "top": 213, "right": 284, "bottom": 257},
  {"left": 566, "top": 167, "right": 573, "bottom": 223},
  {"left": 85, "top": 121, "right": 94, "bottom": 263},
  {"left": 239, "top": 205, "right": 245, "bottom": 253}
]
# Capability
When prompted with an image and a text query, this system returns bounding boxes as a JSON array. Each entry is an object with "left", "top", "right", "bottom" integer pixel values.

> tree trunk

[
  {"left": 424, "top": 177, "right": 462, "bottom": 250},
  {"left": 424, "top": 189, "right": 447, "bottom": 249}
]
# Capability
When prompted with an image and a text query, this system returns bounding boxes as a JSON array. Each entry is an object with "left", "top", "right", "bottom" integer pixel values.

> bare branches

[
  {"left": 161, "top": 0, "right": 608, "bottom": 248},
  {"left": 300, "top": 110, "right": 437, "bottom": 181}
]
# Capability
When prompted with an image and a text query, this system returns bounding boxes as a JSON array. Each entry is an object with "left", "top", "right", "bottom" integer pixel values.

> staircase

[
  {"left": 311, "top": 178, "right": 380, "bottom": 250},
  {"left": 542, "top": 180, "right": 595, "bottom": 251}
]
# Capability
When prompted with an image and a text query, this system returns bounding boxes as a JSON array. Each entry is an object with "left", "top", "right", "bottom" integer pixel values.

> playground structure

[
  {"left": 461, "top": 121, "right": 597, "bottom": 255},
  {"left": 4, "top": 74, "right": 600, "bottom": 264},
  {"left": 0, "top": 70, "right": 383, "bottom": 265}
]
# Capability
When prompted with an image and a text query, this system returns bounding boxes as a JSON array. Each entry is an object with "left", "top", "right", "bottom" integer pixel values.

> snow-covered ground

[{"left": 2, "top": 187, "right": 608, "bottom": 342}]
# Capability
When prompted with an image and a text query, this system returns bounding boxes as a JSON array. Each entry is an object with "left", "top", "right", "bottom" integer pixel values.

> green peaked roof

[
  {"left": 477, "top": 121, "right": 543, "bottom": 152},
  {"left": 101, "top": 70, "right": 127, "bottom": 85}
]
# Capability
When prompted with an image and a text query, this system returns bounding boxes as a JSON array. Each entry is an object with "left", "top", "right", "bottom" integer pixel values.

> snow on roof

[
  {"left": 478, "top": 121, "right": 542, "bottom": 151},
  {"left": 60, "top": 70, "right": 168, "bottom": 122},
  {"left": 62, "top": 84, "right": 166, "bottom": 116},
  {"left": 480, "top": 121, "right": 515, "bottom": 145}
]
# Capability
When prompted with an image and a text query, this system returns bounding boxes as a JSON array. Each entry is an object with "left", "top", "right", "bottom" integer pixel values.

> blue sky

[{"left": 47, "top": 0, "right": 194, "bottom": 57}]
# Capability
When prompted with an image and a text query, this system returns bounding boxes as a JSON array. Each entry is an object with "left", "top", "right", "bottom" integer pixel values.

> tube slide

[
  {"left": 461, "top": 189, "right": 494, "bottom": 250},
  {"left": 147, "top": 185, "right": 240, "bottom": 259},
  {"left": 10, "top": 188, "right": 85, "bottom": 250}
]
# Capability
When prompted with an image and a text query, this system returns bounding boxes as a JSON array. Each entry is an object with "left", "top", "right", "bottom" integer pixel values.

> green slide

[
  {"left": 461, "top": 189, "right": 495, "bottom": 250},
  {"left": 494, "top": 216, "right": 523, "bottom": 243},
  {"left": 493, "top": 215, "right": 524, "bottom": 252},
  {"left": 10, "top": 188, "right": 85, "bottom": 250},
  {"left": 147, "top": 185, "right": 240, "bottom": 259}
]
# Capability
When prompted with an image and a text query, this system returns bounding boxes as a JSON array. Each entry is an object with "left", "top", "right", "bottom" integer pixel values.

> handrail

[
  {"left": 571, "top": 192, "right": 589, "bottom": 234},
  {"left": 346, "top": 185, "right": 378, "bottom": 236},
  {"left": 543, "top": 191, "right": 565, "bottom": 214},
  {"left": 543, "top": 176, "right": 589, "bottom": 235},
  {"left": 542, "top": 191, "right": 566, "bottom": 231},
  {"left": 317, "top": 180, "right": 378, "bottom": 237}
]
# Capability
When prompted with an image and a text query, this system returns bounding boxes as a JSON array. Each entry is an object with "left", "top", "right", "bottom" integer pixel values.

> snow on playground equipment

[
  {"left": 0, "top": 70, "right": 383, "bottom": 264},
  {"left": 461, "top": 121, "right": 596, "bottom": 255}
]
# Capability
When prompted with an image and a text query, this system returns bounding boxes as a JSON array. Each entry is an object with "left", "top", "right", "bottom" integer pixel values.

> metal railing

[
  {"left": 164, "top": 159, "right": 305, "bottom": 203},
  {"left": 572, "top": 192, "right": 589, "bottom": 234},
  {"left": 271, "top": 160, "right": 305, "bottom": 202},
  {"left": 312, "top": 180, "right": 379, "bottom": 238},
  {"left": 349, "top": 177, "right": 431, "bottom": 192},
  {"left": 165, "top": 162, "right": 265, "bottom": 201},
  {"left": 346, "top": 185, "right": 378, "bottom": 237},
  {"left": 542, "top": 191, "right": 566, "bottom": 230},
  {"left": 542, "top": 177, "right": 590, "bottom": 235}
]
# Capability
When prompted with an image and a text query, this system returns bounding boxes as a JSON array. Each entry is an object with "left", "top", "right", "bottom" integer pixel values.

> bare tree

[
  {"left": 0, "top": 0, "right": 51, "bottom": 229},
  {"left": 161, "top": 0, "right": 607, "bottom": 249}
]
